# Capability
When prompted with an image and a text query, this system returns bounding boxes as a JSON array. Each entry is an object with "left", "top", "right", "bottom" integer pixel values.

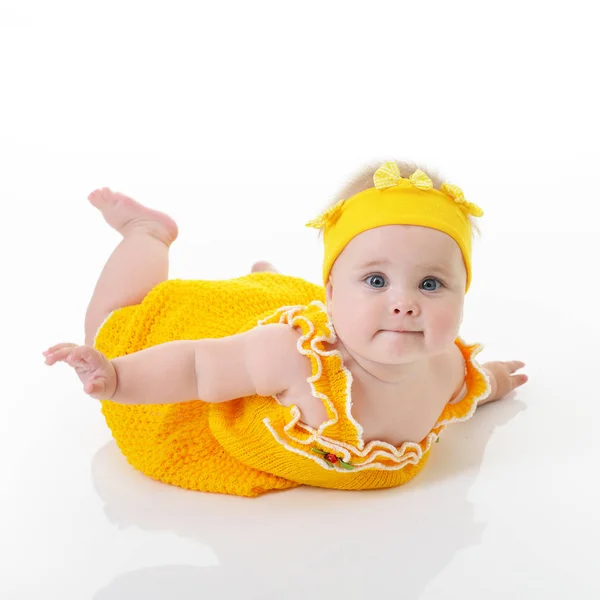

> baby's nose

[
  {"left": 391, "top": 296, "right": 420, "bottom": 316},
  {"left": 393, "top": 306, "right": 417, "bottom": 315}
]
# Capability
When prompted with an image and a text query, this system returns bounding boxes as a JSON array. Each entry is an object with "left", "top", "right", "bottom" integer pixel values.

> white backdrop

[{"left": 2, "top": 1, "right": 599, "bottom": 599}]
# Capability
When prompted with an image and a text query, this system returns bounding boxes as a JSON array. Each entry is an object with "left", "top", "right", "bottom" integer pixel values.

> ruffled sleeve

[{"left": 434, "top": 339, "right": 491, "bottom": 427}]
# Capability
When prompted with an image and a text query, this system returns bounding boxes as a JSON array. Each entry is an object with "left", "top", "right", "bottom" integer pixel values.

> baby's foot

[
  {"left": 251, "top": 261, "right": 278, "bottom": 273},
  {"left": 88, "top": 187, "right": 179, "bottom": 246}
]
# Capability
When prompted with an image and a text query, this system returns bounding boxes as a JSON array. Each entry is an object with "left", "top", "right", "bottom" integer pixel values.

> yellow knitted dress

[{"left": 94, "top": 272, "right": 491, "bottom": 497}]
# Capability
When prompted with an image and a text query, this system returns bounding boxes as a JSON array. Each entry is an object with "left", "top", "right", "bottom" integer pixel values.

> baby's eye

[
  {"left": 420, "top": 277, "right": 443, "bottom": 291},
  {"left": 365, "top": 274, "right": 387, "bottom": 288}
]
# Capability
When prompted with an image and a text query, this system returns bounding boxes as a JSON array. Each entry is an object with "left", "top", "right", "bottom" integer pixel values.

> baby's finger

[
  {"left": 44, "top": 346, "right": 80, "bottom": 365},
  {"left": 511, "top": 373, "right": 528, "bottom": 389},
  {"left": 43, "top": 343, "right": 77, "bottom": 357},
  {"left": 65, "top": 345, "right": 95, "bottom": 366},
  {"left": 506, "top": 361, "right": 525, "bottom": 373},
  {"left": 84, "top": 377, "right": 103, "bottom": 394}
]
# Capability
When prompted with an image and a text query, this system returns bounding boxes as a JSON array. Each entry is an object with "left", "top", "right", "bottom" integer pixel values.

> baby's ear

[
  {"left": 325, "top": 279, "right": 333, "bottom": 314},
  {"left": 325, "top": 279, "right": 333, "bottom": 301}
]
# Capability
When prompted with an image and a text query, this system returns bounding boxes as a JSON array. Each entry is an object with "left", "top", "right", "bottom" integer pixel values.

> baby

[{"left": 43, "top": 160, "right": 528, "bottom": 497}]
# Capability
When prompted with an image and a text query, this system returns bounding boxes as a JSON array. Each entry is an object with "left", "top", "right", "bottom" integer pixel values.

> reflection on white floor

[{"left": 90, "top": 401, "right": 516, "bottom": 599}]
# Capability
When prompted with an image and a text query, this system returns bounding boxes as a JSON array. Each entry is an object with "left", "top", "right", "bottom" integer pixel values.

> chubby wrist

[
  {"left": 481, "top": 367, "right": 497, "bottom": 404},
  {"left": 106, "top": 359, "right": 118, "bottom": 400}
]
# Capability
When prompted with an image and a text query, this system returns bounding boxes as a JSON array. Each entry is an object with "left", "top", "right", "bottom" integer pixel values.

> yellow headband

[{"left": 306, "top": 161, "right": 484, "bottom": 292}]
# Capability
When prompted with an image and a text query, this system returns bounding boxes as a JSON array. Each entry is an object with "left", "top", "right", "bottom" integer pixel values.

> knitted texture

[
  {"left": 94, "top": 273, "right": 491, "bottom": 497},
  {"left": 94, "top": 273, "right": 323, "bottom": 497}
]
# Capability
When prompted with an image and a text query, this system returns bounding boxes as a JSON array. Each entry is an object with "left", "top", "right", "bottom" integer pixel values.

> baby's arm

[
  {"left": 43, "top": 341, "right": 198, "bottom": 404},
  {"left": 43, "top": 324, "right": 303, "bottom": 405}
]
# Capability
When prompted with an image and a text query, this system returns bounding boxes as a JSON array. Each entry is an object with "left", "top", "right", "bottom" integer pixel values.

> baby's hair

[{"left": 325, "top": 159, "right": 481, "bottom": 237}]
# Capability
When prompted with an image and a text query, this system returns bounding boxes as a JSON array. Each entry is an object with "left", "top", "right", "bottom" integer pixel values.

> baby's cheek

[
  {"left": 429, "top": 306, "right": 462, "bottom": 344},
  {"left": 339, "top": 303, "right": 371, "bottom": 339},
  {"left": 333, "top": 297, "right": 377, "bottom": 349},
  {"left": 335, "top": 292, "right": 366, "bottom": 322},
  {"left": 331, "top": 298, "right": 357, "bottom": 334}
]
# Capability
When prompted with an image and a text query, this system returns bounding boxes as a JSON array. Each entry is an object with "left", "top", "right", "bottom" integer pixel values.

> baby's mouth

[{"left": 382, "top": 329, "right": 423, "bottom": 335}]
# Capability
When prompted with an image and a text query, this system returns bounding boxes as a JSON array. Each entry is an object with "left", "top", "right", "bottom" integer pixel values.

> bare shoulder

[
  {"left": 433, "top": 341, "right": 467, "bottom": 403},
  {"left": 258, "top": 325, "right": 328, "bottom": 426},
  {"left": 252, "top": 324, "right": 328, "bottom": 424},
  {"left": 244, "top": 323, "right": 312, "bottom": 396}
]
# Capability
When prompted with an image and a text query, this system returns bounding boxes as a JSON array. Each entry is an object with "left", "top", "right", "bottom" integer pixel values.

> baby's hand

[
  {"left": 480, "top": 360, "right": 528, "bottom": 405},
  {"left": 43, "top": 343, "right": 117, "bottom": 400}
]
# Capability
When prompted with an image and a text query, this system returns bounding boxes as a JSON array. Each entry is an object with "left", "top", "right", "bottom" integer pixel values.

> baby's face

[{"left": 326, "top": 225, "right": 467, "bottom": 365}]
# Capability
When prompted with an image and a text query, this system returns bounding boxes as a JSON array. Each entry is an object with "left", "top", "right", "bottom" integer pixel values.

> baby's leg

[{"left": 84, "top": 188, "right": 179, "bottom": 346}]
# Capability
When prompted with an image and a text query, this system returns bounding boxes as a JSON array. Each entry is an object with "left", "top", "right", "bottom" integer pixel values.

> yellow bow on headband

[
  {"left": 374, "top": 162, "right": 433, "bottom": 191},
  {"left": 439, "top": 182, "right": 484, "bottom": 218},
  {"left": 305, "top": 199, "right": 345, "bottom": 230},
  {"left": 306, "top": 161, "right": 484, "bottom": 232},
  {"left": 373, "top": 161, "right": 484, "bottom": 218}
]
